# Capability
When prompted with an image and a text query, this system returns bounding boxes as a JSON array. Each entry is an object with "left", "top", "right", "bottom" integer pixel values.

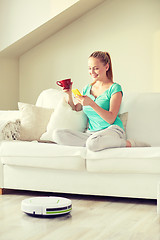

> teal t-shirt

[{"left": 82, "top": 82, "right": 124, "bottom": 132}]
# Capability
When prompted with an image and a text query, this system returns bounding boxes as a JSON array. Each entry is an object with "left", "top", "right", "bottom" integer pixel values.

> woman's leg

[
  {"left": 52, "top": 129, "right": 91, "bottom": 147},
  {"left": 86, "top": 125, "right": 126, "bottom": 152}
]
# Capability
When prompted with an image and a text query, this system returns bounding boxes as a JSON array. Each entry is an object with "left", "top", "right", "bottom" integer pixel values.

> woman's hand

[
  {"left": 75, "top": 95, "right": 94, "bottom": 107},
  {"left": 60, "top": 82, "right": 76, "bottom": 110},
  {"left": 62, "top": 82, "right": 73, "bottom": 96}
]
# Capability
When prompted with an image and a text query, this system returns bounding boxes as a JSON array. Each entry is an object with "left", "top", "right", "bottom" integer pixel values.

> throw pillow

[
  {"left": 18, "top": 102, "right": 53, "bottom": 141},
  {"left": 2, "top": 119, "right": 21, "bottom": 140},
  {"left": 40, "top": 97, "right": 88, "bottom": 142},
  {"left": 119, "top": 112, "right": 128, "bottom": 132}
]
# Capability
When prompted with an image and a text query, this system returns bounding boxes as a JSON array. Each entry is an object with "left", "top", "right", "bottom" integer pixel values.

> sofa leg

[
  {"left": 157, "top": 183, "right": 160, "bottom": 214},
  {"left": 0, "top": 188, "right": 4, "bottom": 195}
]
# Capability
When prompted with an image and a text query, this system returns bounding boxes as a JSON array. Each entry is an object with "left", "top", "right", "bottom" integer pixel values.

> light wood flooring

[{"left": 0, "top": 190, "right": 160, "bottom": 240}]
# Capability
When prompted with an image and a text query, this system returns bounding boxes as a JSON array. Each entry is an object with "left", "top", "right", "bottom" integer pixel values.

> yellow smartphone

[{"left": 72, "top": 89, "right": 82, "bottom": 97}]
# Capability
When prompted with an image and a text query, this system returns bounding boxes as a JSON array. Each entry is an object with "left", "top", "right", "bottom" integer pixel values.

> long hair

[{"left": 89, "top": 51, "right": 113, "bottom": 81}]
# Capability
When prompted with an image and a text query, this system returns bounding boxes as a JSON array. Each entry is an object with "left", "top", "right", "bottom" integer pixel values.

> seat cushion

[
  {"left": 86, "top": 147, "right": 160, "bottom": 174},
  {"left": 0, "top": 141, "right": 86, "bottom": 171}
]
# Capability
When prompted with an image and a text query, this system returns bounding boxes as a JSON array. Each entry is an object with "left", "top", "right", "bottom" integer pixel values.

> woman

[{"left": 53, "top": 51, "right": 150, "bottom": 151}]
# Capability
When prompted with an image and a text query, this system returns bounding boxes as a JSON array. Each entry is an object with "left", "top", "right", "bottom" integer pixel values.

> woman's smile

[{"left": 91, "top": 74, "right": 98, "bottom": 78}]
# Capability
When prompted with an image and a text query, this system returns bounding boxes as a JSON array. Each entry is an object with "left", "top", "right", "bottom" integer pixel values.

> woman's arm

[
  {"left": 76, "top": 92, "right": 122, "bottom": 124},
  {"left": 63, "top": 88, "right": 82, "bottom": 112}
]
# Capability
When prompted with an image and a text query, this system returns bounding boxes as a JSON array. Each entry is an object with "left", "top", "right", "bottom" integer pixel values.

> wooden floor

[{"left": 0, "top": 190, "right": 159, "bottom": 240}]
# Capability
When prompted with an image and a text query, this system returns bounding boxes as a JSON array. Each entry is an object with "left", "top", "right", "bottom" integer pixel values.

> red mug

[{"left": 56, "top": 79, "right": 72, "bottom": 89}]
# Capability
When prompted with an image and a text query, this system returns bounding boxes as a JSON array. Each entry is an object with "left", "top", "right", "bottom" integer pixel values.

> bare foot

[
  {"left": 126, "top": 140, "right": 131, "bottom": 147},
  {"left": 126, "top": 139, "right": 151, "bottom": 147}
]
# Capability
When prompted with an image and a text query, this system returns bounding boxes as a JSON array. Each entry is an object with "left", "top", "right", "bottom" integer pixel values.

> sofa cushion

[
  {"left": 86, "top": 147, "right": 160, "bottom": 174},
  {"left": 40, "top": 97, "right": 88, "bottom": 142},
  {"left": 36, "top": 88, "right": 65, "bottom": 109},
  {"left": 119, "top": 92, "right": 160, "bottom": 146},
  {"left": 0, "top": 141, "right": 86, "bottom": 171}
]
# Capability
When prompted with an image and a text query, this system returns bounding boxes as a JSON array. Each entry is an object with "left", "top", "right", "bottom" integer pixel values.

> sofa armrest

[
  {"left": 0, "top": 110, "right": 20, "bottom": 120},
  {"left": 0, "top": 157, "right": 3, "bottom": 189}
]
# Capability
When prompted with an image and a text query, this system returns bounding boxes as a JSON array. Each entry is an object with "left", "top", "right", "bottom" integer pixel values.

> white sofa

[{"left": 0, "top": 89, "right": 160, "bottom": 199}]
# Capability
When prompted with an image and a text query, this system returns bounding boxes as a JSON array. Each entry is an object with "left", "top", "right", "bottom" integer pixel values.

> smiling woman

[
  {"left": 88, "top": 51, "right": 113, "bottom": 86},
  {"left": 52, "top": 51, "right": 151, "bottom": 151}
]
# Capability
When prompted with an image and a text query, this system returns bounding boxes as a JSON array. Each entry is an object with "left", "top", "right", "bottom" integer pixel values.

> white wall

[
  {"left": 153, "top": 30, "right": 160, "bottom": 91},
  {"left": 0, "top": 0, "right": 80, "bottom": 109},
  {"left": 0, "top": 0, "right": 78, "bottom": 51},
  {"left": 19, "top": 0, "right": 160, "bottom": 104},
  {"left": 0, "top": 57, "right": 19, "bottom": 109}
]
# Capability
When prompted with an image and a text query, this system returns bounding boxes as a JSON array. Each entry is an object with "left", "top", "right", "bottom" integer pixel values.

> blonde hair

[{"left": 89, "top": 51, "right": 113, "bottom": 82}]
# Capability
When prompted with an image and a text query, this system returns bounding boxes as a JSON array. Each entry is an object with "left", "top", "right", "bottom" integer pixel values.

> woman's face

[{"left": 88, "top": 57, "right": 108, "bottom": 81}]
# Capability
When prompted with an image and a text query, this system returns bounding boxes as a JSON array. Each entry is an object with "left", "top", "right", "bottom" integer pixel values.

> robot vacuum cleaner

[{"left": 21, "top": 196, "right": 72, "bottom": 217}]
